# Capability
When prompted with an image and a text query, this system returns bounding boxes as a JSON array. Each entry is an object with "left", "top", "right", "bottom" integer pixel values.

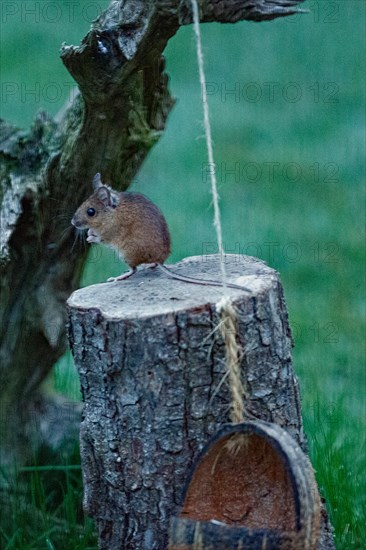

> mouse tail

[{"left": 157, "top": 264, "right": 249, "bottom": 292}]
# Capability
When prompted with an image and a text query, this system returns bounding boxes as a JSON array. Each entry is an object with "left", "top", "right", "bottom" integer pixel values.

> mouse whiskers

[{"left": 71, "top": 228, "right": 86, "bottom": 253}]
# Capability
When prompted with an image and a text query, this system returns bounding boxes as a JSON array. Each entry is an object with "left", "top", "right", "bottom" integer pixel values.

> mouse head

[{"left": 71, "top": 173, "right": 120, "bottom": 231}]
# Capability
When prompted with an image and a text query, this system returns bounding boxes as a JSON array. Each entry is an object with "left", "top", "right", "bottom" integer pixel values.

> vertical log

[{"left": 67, "top": 255, "right": 332, "bottom": 549}]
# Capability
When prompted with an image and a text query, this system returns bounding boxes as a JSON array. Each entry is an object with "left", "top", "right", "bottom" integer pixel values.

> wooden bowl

[{"left": 169, "top": 421, "right": 321, "bottom": 549}]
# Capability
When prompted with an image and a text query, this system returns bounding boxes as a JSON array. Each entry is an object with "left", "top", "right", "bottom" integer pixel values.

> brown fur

[
  {"left": 72, "top": 186, "right": 171, "bottom": 268},
  {"left": 72, "top": 174, "right": 249, "bottom": 291}
]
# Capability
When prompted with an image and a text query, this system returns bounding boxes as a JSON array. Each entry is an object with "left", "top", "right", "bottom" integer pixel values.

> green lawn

[{"left": 1, "top": 1, "right": 365, "bottom": 548}]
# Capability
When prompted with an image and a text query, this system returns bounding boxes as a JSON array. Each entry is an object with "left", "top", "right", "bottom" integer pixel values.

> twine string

[
  {"left": 190, "top": 0, "right": 227, "bottom": 292},
  {"left": 190, "top": 0, "right": 246, "bottom": 424},
  {"left": 217, "top": 297, "right": 246, "bottom": 424}
]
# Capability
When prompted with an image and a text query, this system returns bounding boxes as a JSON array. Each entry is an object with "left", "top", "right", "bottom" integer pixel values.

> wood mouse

[{"left": 71, "top": 173, "right": 249, "bottom": 291}]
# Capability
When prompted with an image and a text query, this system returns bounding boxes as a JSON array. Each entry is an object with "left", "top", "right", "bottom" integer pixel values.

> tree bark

[
  {"left": 67, "top": 255, "right": 333, "bottom": 549},
  {"left": 0, "top": 0, "right": 306, "bottom": 462}
]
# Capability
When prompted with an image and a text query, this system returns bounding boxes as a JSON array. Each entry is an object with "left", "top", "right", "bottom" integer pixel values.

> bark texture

[
  {"left": 67, "top": 255, "right": 333, "bottom": 549},
  {"left": 0, "top": 0, "right": 306, "bottom": 462}
]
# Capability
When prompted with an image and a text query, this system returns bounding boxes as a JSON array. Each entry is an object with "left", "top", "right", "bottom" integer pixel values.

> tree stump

[{"left": 67, "top": 254, "right": 333, "bottom": 549}]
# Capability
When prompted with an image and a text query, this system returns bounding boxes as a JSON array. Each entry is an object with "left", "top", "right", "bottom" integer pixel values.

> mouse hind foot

[{"left": 107, "top": 267, "right": 137, "bottom": 283}]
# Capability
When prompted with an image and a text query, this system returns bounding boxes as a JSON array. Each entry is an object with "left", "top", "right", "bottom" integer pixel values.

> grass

[
  {"left": 306, "top": 401, "right": 365, "bottom": 548},
  {"left": 0, "top": 461, "right": 97, "bottom": 549},
  {"left": 1, "top": 0, "right": 365, "bottom": 548}
]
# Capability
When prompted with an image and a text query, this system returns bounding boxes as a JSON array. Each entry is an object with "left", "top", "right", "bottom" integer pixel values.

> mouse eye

[{"left": 87, "top": 207, "right": 96, "bottom": 217}]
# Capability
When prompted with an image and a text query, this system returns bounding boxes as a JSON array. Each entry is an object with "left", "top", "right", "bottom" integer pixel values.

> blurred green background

[{"left": 1, "top": 0, "right": 365, "bottom": 548}]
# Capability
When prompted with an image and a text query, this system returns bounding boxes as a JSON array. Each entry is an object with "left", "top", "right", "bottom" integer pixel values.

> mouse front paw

[{"left": 87, "top": 229, "right": 101, "bottom": 243}]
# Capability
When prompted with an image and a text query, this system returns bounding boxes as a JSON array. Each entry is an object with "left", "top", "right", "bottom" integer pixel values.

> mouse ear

[
  {"left": 92, "top": 172, "right": 103, "bottom": 190},
  {"left": 96, "top": 186, "right": 112, "bottom": 207}
]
